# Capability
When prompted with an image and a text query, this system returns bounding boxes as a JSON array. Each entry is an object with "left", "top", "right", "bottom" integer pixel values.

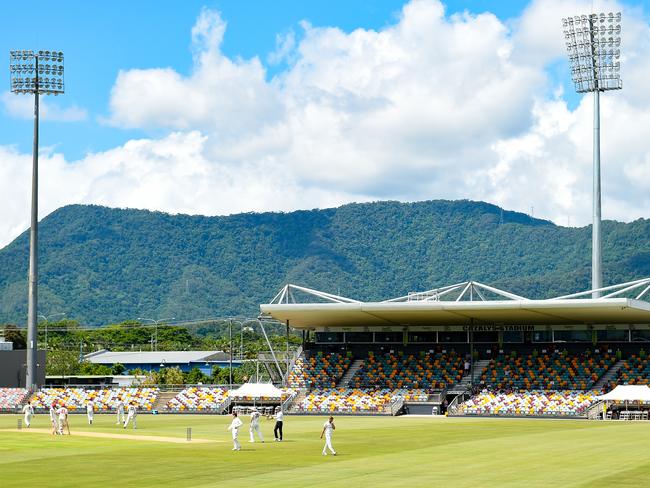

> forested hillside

[{"left": 0, "top": 200, "right": 649, "bottom": 325}]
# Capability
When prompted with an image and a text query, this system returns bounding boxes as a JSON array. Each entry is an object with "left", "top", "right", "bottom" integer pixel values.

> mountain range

[{"left": 0, "top": 200, "right": 649, "bottom": 325}]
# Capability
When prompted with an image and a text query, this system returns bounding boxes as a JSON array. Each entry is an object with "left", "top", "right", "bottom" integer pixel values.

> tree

[
  {"left": 160, "top": 366, "right": 184, "bottom": 385},
  {"left": 3, "top": 324, "right": 26, "bottom": 349},
  {"left": 184, "top": 367, "right": 209, "bottom": 384},
  {"left": 78, "top": 362, "right": 113, "bottom": 375},
  {"left": 141, "top": 370, "right": 160, "bottom": 386},
  {"left": 112, "top": 363, "right": 126, "bottom": 375},
  {"left": 46, "top": 350, "right": 80, "bottom": 376}
]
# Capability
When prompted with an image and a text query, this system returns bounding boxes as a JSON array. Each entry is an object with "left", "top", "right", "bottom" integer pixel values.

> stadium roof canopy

[
  {"left": 259, "top": 278, "right": 650, "bottom": 330},
  {"left": 84, "top": 350, "right": 229, "bottom": 365}
]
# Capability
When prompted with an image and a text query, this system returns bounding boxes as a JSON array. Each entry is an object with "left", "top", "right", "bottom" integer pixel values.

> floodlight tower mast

[
  {"left": 562, "top": 13, "right": 621, "bottom": 298},
  {"left": 9, "top": 50, "right": 65, "bottom": 389}
]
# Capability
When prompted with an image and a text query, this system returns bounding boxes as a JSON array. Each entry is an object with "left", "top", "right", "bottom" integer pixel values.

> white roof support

[
  {"left": 455, "top": 282, "right": 473, "bottom": 302},
  {"left": 265, "top": 278, "right": 650, "bottom": 314},
  {"left": 472, "top": 281, "right": 529, "bottom": 301},
  {"left": 551, "top": 277, "right": 650, "bottom": 300},
  {"left": 269, "top": 284, "right": 361, "bottom": 304},
  {"left": 637, "top": 283, "right": 650, "bottom": 300}
]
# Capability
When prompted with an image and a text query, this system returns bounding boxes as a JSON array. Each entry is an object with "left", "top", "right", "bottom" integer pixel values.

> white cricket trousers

[
  {"left": 116, "top": 410, "right": 125, "bottom": 424},
  {"left": 124, "top": 414, "right": 137, "bottom": 429},
  {"left": 87, "top": 412, "right": 94, "bottom": 424},
  {"left": 250, "top": 424, "right": 264, "bottom": 442},
  {"left": 232, "top": 430, "right": 241, "bottom": 450},
  {"left": 24, "top": 413, "right": 32, "bottom": 427},
  {"left": 323, "top": 434, "right": 336, "bottom": 455}
]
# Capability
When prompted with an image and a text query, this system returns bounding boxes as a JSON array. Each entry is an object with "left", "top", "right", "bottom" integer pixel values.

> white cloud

[
  {"left": 1, "top": 91, "right": 88, "bottom": 122},
  {"left": 0, "top": 132, "right": 370, "bottom": 249},
  {"left": 268, "top": 31, "right": 297, "bottom": 65},
  {"left": 2, "top": 0, "right": 650, "bottom": 250}
]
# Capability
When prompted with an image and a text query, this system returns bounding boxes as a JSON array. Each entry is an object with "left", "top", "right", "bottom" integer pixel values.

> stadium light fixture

[
  {"left": 137, "top": 317, "right": 175, "bottom": 351},
  {"left": 37, "top": 312, "right": 66, "bottom": 351},
  {"left": 562, "top": 13, "right": 622, "bottom": 298},
  {"left": 9, "top": 49, "right": 65, "bottom": 390}
]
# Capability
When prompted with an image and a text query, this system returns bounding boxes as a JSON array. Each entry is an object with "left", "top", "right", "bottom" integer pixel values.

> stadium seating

[
  {"left": 294, "top": 388, "right": 400, "bottom": 413},
  {"left": 616, "top": 355, "right": 650, "bottom": 385},
  {"left": 351, "top": 351, "right": 463, "bottom": 389},
  {"left": 167, "top": 387, "right": 229, "bottom": 412},
  {"left": 458, "top": 390, "right": 600, "bottom": 416},
  {"left": 0, "top": 388, "right": 29, "bottom": 411},
  {"left": 30, "top": 387, "right": 159, "bottom": 412},
  {"left": 288, "top": 352, "right": 352, "bottom": 388},
  {"left": 479, "top": 352, "right": 615, "bottom": 390},
  {"left": 167, "top": 387, "right": 297, "bottom": 412},
  {"left": 401, "top": 389, "right": 430, "bottom": 402}
]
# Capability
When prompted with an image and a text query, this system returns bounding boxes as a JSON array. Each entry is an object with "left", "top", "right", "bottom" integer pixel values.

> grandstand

[
  {"left": 478, "top": 351, "right": 616, "bottom": 390},
  {"left": 261, "top": 279, "right": 650, "bottom": 418},
  {"left": 30, "top": 387, "right": 159, "bottom": 412},
  {"left": 0, "top": 388, "right": 29, "bottom": 412},
  {"left": 166, "top": 387, "right": 229, "bottom": 413},
  {"left": 4, "top": 279, "right": 650, "bottom": 419}
]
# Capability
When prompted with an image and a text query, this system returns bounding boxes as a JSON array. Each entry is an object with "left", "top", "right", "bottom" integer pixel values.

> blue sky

[
  {"left": 0, "top": 0, "right": 536, "bottom": 160},
  {"left": 1, "top": 0, "right": 649, "bottom": 248}
]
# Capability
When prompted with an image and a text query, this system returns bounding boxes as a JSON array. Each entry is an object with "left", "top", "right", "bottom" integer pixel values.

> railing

[
  {"left": 285, "top": 346, "right": 303, "bottom": 385},
  {"left": 281, "top": 388, "right": 300, "bottom": 411},
  {"left": 428, "top": 388, "right": 447, "bottom": 403},
  {"left": 40, "top": 383, "right": 238, "bottom": 391},
  {"left": 446, "top": 392, "right": 469, "bottom": 415},
  {"left": 587, "top": 400, "right": 605, "bottom": 420},
  {"left": 219, "top": 396, "right": 232, "bottom": 414},
  {"left": 389, "top": 396, "right": 405, "bottom": 416}
]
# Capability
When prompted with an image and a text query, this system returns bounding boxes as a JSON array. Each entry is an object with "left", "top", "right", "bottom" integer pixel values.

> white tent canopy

[
  {"left": 597, "top": 385, "right": 650, "bottom": 402},
  {"left": 229, "top": 382, "right": 284, "bottom": 399}
]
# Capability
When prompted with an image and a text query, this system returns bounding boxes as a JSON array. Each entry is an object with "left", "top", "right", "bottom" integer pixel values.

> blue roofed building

[{"left": 84, "top": 350, "right": 242, "bottom": 376}]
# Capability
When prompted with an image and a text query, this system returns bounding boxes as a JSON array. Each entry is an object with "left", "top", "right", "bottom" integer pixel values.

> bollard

[
  {"left": 17, "top": 419, "right": 22, "bottom": 430},
  {"left": 186, "top": 427, "right": 192, "bottom": 442}
]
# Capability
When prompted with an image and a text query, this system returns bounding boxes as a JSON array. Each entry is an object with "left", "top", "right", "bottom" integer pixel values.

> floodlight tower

[
  {"left": 562, "top": 13, "right": 621, "bottom": 298},
  {"left": 9, "top": 49, "right": 65, "bottom": 389}
]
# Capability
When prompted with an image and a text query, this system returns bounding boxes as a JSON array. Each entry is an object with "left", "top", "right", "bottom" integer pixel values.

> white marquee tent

[
  {"left": 597, "top": 385, "right": 650, "bottom": 402},
  {"left": 229, "top": 382, "right": 284, "bottom": 399}
]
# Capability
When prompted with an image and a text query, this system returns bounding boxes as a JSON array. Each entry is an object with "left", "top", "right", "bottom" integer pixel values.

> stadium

[
  {"left": 4, "top": 276, "right": 650, "bottom": 486},
  {"left": 4, "top": 3, "right": 650, "bottom": 488}
]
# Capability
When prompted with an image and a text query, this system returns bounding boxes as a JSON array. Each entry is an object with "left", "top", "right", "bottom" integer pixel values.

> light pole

[
  {"left": 9, "top": 49, "right": 65, "bottom": 389},
  {"left": 137, "top": 317, "right": 175, "bottom": 351},
  {"left": 38, "top": 312, "right": 66, "bottom": 351},
  {"left": 229, "top": 319, "right": 233, "bottom": 389},
  {"left": 562, "top": 12, "right": 622, "bottom": 297}
]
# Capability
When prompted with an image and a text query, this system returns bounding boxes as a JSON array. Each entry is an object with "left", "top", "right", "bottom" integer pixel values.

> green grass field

[{"left": 2, "top": 413, "right": 650, "bottom": 487}]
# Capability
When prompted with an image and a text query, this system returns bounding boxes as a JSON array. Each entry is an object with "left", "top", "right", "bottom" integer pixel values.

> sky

[{"left": 1, "top": 0, "right": 649, "bottom": 248}]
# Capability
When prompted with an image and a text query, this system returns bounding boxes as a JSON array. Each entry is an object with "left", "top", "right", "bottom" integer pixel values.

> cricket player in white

[
  {"left": 123, "top": 403, "right": 137, "bottom": 429},
  {"left": 22, "top": 402, "right": 34, "bottom": 428},
  {"left": 49, "top": 403, "right": 58, "bottom": 435},
  {"left": 227, "top": 412, "right": 243, "bottom": 451},
  {"left": 320, "top": 416, "right": 336, "bottom": 456},
  {"left": 115, "top": 397, "right": 125, "bottom": 425},
  {"left": 57, "top": 405, "right": 70, "bottom": 435},
  {"left": 249, "top": 408, "right": 264, "bottom": 443},
  {"left": 86, "top": 400, "right": 94, "bottom": 425},
  {"left": 273, "top": 407, "right": 284, "bottom": 441}
]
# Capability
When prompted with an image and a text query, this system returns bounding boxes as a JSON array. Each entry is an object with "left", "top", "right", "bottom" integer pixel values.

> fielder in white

[
  {"left": 86, "top": 400, "right": 94, "bottom": 425},
  {"left": 249, "top": 408, "right": 264, "bottom": 443},
  {"left": 227, "top": 412, "right": 243, "bottom": 451},
  {"left": 56, "top": 405, "right": 70, "bottom": 435},
  {"left": 123, "top": 403, "right": 137, "bottom": 429},
  {"left": 49, "top": 403, "right": 58, "bottom": 435},
  {"left": 22, "top": 402, "right": 34, "bottom": 428},
  {"left": 115, "top": 397, "right": 125, "bottom": 425},
  {"left": 320, "top": 416, "right": 336, "bottom": 456}
]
